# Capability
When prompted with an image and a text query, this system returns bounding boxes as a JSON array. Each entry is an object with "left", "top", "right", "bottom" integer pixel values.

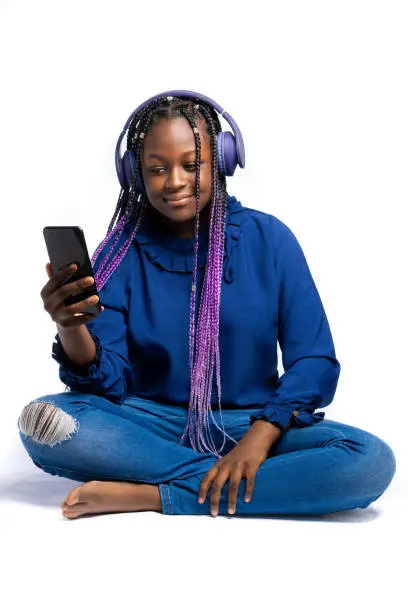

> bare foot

[{"left": 61, "top": 480, "right": 162, "bottom": 519}]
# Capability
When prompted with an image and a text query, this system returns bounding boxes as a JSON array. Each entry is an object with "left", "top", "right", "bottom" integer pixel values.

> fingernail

[
  {"left": 228, "top": 507, "right": 234, "bottom": 514},
  {"left": 211, "top": 510, "right": 217, "bottom": 517},
  {"left": 198, "top": 498, "right": 203, "bottom": 504}
]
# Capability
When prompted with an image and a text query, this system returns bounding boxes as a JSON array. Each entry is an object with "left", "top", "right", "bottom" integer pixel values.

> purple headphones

[{"left": 115, "top": 89, "right": 245, "bottom": 191}]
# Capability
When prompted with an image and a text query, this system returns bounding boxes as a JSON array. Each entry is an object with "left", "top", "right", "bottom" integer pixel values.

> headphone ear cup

[
  {"left": 127, "top": 150, "right": 145, "bottom": 193},
  {"left": 122, "top": 150, "right": 136, "bottom": 189},
  {"left": 217, "top": 131, "right": 239, "bottom": 177}
]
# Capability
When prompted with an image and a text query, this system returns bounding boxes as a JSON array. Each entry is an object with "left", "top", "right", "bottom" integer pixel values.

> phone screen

[{"left": 43, "top": 226, "right": 102, "bottom": 315}]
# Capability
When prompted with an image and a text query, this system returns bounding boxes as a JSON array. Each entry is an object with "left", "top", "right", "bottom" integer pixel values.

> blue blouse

[{"left": 52, "top": 193, "right": 341, "bottom": 432}]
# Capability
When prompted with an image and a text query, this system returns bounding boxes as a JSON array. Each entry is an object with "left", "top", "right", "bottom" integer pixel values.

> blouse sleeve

[
  {"left": 249, "top": 219, "right": 341, "bottom": 432},
  {"left": 51, "top": 228, "right": 135, "bottom": 404}
]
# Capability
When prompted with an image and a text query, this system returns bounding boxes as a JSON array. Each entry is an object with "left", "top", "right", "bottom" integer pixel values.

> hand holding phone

[
  {"left": 41, "top": 262, "right": 104, "bottom": 328},
  {"left": 42, "top": 225, "right": 104, "bottom": 328}
]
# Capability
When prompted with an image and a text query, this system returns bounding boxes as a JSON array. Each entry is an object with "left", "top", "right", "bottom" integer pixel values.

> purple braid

[{"left": 90, "top": 95, "right": 239, "bottom": 458}]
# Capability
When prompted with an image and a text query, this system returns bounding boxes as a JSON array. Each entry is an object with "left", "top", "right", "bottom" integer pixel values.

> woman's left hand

[{"left": 197, "top": 428, "right": 274, "bottom": 516}]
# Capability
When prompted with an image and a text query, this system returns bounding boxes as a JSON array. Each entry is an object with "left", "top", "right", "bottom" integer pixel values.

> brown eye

[
  {"left": 150, "top": 162, "right": 203, "bottom": 174},
  {"left": 186, "top": 161, "right": 205, "bottom": 169}
]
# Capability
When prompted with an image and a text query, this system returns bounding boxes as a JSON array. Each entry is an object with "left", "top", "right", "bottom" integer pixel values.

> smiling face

[{"left": 140, "top": 116, "right": 213, "bottom": 239}]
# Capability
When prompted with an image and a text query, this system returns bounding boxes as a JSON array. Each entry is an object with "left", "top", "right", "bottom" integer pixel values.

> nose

[{"left": 165, "top": 166, "right": 188, "bottom": 190}]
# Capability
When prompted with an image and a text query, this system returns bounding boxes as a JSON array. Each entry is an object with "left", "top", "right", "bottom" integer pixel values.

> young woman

[{"left": 17, "top": 91, "right": 396, "bottom": 520}]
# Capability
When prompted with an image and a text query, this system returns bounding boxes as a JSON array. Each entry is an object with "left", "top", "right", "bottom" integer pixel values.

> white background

[{"left": 0, "top": 1, "right": 406, "bottom": 610}]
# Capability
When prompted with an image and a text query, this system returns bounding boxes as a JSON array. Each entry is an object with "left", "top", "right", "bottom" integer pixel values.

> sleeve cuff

[
  {"left": 51, "top": 328, "right": 103, "bottom": 380},
  {"left": 249, "top": 407, "right": 326, "bottom": 431}
]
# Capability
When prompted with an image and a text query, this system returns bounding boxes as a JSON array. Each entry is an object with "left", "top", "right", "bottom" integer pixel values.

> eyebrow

[{"left": 147, "top": 151, "right": 196, "bottom": 160}]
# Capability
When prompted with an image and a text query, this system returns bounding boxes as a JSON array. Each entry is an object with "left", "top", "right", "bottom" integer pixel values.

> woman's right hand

[{"left": 41, "top": 262, "right": 104, "bottom": 328}]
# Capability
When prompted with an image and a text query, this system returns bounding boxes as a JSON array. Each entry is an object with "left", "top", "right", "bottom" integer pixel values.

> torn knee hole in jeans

[{"left": 18, "top": 401, "right": 79, "bottom": 447}]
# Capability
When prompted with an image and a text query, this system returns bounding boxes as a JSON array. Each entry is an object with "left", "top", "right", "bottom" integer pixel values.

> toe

[
  {"left": 62, "top": 510, "right": 78, "bottom": 519},
  {"left": 65, "top": 484, "right": 83, "bottom": 506},
  {"left": 62, "top": 504, "right": 87, "bottom": 519}
]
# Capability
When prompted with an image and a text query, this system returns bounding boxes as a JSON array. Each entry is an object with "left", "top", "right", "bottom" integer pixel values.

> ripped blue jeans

[{"left": 17, "top": 391, "right": 396, "bottom": 516}]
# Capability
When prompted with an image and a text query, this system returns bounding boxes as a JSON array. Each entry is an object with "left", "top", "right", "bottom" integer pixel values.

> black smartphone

[{"left": 43, "top": 226, "right": 102, "bottom": 316}]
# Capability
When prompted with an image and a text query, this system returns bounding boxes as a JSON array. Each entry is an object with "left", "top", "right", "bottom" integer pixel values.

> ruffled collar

[{"left": 132, "top": 193, "right": 244, "bottom": 283}]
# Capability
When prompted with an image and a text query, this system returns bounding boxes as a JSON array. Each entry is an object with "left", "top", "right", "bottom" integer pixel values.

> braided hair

[{"left": 90, "top": 95, "right": 239, "bottom": 458}]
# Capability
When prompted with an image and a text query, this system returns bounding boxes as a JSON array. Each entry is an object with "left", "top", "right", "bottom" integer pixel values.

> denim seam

[
  {"left": 165, "top": 483, "right": 172, "bottom": 514},
  {"left": 32, "top": 461, "right": 152, "bottom": 485}
]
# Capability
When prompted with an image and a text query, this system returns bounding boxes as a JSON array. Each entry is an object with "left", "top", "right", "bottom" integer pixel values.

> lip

[{"left": 164, "top": 195, "right": 194, "bottom": 205}]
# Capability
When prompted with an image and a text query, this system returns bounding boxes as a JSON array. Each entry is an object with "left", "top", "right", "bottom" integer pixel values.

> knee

[
  {"left": 360, "top": 433, "right": 397, "bottom": 495},
  {"left": 376, "top": 437, "right": 397, "bottom": 489},
  {"left": 18, "top": 400, "right": 79, "bottom": 447}
]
